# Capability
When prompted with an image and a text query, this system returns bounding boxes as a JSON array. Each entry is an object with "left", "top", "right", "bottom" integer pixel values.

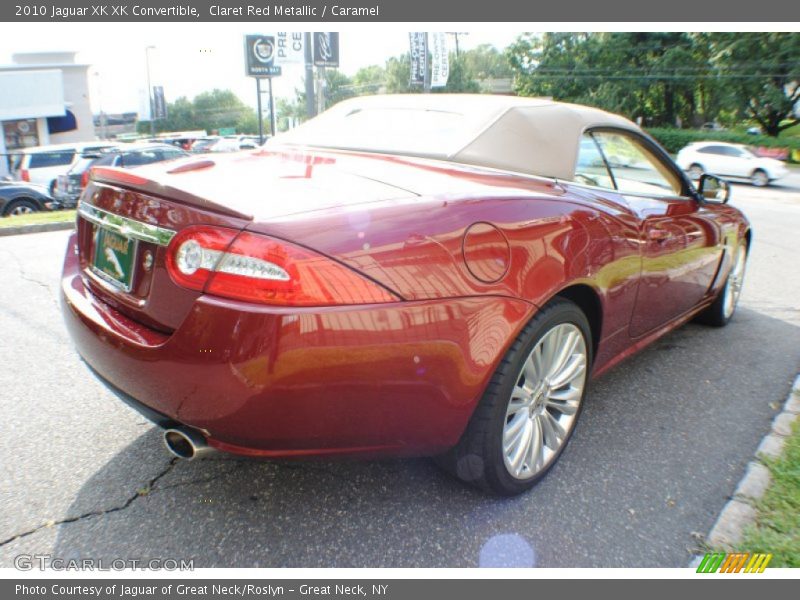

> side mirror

[{"left": 698, "top": 173, "right": 730, "bottom": 204}]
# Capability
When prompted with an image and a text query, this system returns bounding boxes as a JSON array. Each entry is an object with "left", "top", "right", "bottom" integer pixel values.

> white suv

[
  {"left": 676, "top": 141, "right": 789, "bottom": 187},
  {"left": 12, "top": 142, "right": 117, "bottom": 194}
]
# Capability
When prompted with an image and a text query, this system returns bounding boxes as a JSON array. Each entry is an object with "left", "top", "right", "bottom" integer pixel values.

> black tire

[
  {"left": 750, "top": 169, "right": 769, "bottom": 187},
  {"left": 3, "top": 198, "right": 39, "bottom": 217},
  {"left": 688, "top": 164, "right": 704, "bottom": 180},
  {"left": 435, "top": 297, "right": 593, "bottom": 496},
  {"left": 696, "top": 242, "right": 748, "bottom": 327}
]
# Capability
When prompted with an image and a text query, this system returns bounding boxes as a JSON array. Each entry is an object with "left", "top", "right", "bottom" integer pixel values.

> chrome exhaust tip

[{"left": 163, "top": 427, "right": 213, "bottom": 460}]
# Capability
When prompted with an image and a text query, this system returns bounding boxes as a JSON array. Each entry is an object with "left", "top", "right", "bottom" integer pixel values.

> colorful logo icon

[{"left": 696, "top": 552, "right": 772, "bottom": 573}]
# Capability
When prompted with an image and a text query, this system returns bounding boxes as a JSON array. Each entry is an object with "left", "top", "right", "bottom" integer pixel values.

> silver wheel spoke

[
  {"left": 545, "top": 395, "right": 579, "bottom": 416},
  {"left": 527, "top": 417, "right": 544, "bottom": 472},
  {"left": 503, "top": 413, "right": 528, "bottom": 452},
  {"left": 547, "top": 331, "right": 578, "bottom": 379},
  {"left": 522, "top": 354, "right": 539, "bottom": 385},
  {"left": 508, "top": 420, "right": 533, "bottom": 474},
  {"left": 549, "top": 352, "right": 586, "bottom": 389},
  {"left": 507, "top": 387, "right": 529, "bottom": 416},
  {"left": 540, "top": 411, "right": 565, "bottom": 449}
]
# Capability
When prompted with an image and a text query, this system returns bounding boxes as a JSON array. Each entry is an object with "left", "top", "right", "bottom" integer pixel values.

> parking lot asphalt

[{"left": 0, "top": 180, "right": 798, "bottom": 568}]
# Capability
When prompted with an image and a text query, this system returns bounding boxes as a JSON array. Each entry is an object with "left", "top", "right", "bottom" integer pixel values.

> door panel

[
  {"left": 625, "top": 196, "right": 722, "bottom": 337},
  {"left": 588, "top": 130, "right": 723, "bottom": 337}
]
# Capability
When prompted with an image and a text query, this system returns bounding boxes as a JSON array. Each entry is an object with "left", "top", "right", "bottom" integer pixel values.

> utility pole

[
  {"left": 317, "top": 66, "right": 326, "bottom": 113},
  {"left": 304, "top": 32, "right": 316, "bottom": 118},
  {"left": 447, "top": 32, "right": 468, "bottom": 58},
  {"left": 267, "top": 77, "right": 276, "bottom": 136},
  {"left": 423, "top": 33, "right": 431, "bottom": 93},
  {"left": 256, "top": 78, "right": 263, "bottom": 144},
  {"left": 145, "top": 45, "right": 156, "bottom": 136}
]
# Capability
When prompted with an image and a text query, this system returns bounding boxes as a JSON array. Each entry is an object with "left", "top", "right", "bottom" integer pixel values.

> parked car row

[
  {"left": 7, "top": 134, "right": 263, "bottom": 208},
  {"left": 189, "top": 135, "right": 264, "bottom": 153},
  {"left": 54, "top": 143, "right": 190, "bottom": 208},
  {"left": 10, "top": 141, "right": 118, "bottom": 194}
]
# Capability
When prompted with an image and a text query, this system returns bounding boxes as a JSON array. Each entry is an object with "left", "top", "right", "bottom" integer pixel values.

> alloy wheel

[
  {"left": 502, "top": 323, "right": 588, "bottom": 480},
  {"left": 751, "top": 170, "right": 768, "bottom": 187},
  {"left": 9, "top": 204, "right": 35, "bottom": 216},
  {"left": 723, "top": 246, "right": 747, "bottom": 319}
]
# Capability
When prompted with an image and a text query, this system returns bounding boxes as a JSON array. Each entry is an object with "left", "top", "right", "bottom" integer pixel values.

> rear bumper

[
  {"left": 60, "top": 232, "right": 534, "bottom": 458},
  {"left": 53, "top": 190, "right": 80, "bottom": 209}
]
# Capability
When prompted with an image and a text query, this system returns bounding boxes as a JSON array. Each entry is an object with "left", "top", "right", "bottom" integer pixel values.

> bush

[{"left": 646, "top": 127, "right": 800, "bottom": 159}]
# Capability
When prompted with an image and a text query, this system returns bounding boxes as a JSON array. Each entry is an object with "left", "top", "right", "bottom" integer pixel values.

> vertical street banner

[
  {"left": 430, "top": 32, "right": 449, "bottom": 88},
  {"left": 313, "top": 32, "right": 340, "bottom": 67},
  {"left": 152, "top": 85, "right": 167, "bottom": 119},
  {"left": 244, "top": 34, "right": 282, "bottom": 77},
  {"left": 276, "top": 32, "right": 305, "bottom": 64},
  {"left": 409, "top": 32, "right": 427, "bottom": 86}
]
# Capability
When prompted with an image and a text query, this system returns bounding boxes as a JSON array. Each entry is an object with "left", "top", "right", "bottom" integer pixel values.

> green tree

[
  {"left": 384, "top": 54, "right": 413, "bottom": 93},
  {"left": 192, "top": 89, "right": 253, "bottom": 132},
  {"left": 432, "top": 55, "right": 481, "bottom": 93},
  {"left": 713, "top": 32, "right": 800, "bottom": 136},
  {"left": 321, "top": 69, "right": 356, "bottom": 108},
  {"left": 352, "top": 65, "right": 386, "bottom": 95},
  {"left": 508, "top": 32, "right": 800, "bottom": 134},
  {"left": 138, "top": 88, "right": 257, "bottom": 135},
  {"left": 461, "top": 43, "right": 514, "bottom": 80}
]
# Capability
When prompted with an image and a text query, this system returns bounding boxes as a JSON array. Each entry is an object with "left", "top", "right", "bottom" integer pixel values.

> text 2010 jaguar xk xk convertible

[{"left": 61, "top": 95, "right": 749, "bottom": 495}]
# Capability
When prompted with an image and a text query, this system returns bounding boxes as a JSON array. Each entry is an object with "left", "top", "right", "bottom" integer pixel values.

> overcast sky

[{"left": 0, "top": 23, "right": 522, "bottom": 115}]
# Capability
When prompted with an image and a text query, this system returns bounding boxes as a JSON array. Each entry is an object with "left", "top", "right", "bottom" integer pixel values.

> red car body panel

[{"left": 61, "top": 146, "right": 749, "bottom": 458}]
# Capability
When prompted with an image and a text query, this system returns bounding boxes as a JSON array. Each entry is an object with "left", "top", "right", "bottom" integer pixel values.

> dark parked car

[
  {"left": 54, "top": 144, "right": 190, "bottom": 208},
  {"left": 62, "top": 95, "right": 749, "bottom": 495},
  {"left": 0, "top": 180, "right": 54, "bottom": 216}
]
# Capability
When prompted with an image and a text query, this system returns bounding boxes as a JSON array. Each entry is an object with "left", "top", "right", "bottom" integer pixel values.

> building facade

[{"left": 0, "top": 51, "right": 96, "bottom": 177}]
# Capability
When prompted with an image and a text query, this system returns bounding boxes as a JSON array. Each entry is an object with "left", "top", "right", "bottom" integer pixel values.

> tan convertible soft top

[{"left": 277, "top": 94, "right": 643, "bottom": 180}]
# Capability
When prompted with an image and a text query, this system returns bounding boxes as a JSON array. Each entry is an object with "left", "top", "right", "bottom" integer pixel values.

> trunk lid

[{"left": 74, "top": 149, "right": 420, "bottom": 331}]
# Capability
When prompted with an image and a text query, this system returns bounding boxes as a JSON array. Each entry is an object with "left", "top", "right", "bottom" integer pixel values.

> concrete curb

[
  {"left": 0, "top": 221, "right": 75, "bottom": 237},
  {"left": 689, "top": 373, "right": 800, "bottom": 563}
]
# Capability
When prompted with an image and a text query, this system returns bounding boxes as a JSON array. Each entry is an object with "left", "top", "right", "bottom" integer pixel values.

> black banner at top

[{"left": 3, "top": 0, "right": 800, "bottom": 21}]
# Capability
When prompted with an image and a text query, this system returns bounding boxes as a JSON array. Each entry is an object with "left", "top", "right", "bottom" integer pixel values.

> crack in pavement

[
  {"left": 0, "top": 458, "right": 179, "bottom": 549},
  {"left": 155, "top": 461, "right": 248, "bottom": 492},
  {"left": 0, "top": 247, "right": 60, "bottom": 309}
]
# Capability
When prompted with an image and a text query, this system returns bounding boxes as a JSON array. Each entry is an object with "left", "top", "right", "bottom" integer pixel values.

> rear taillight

[
  {"left": 20, "top": 169, "right": 29, "bottom": 182},
  {"left": 165, "top": 226, "right": 398, "bottom": 306},
  {"left": 80, "top": 169, "right": 90, "bottom": 189}
]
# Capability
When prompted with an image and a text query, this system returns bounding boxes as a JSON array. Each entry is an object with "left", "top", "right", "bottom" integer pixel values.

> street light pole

[
  {"left": 145, "top": 45, "right": 156, "bottom": 136},
  {"left": 93, "top": 71, "right": 106, "bottom": 140}
]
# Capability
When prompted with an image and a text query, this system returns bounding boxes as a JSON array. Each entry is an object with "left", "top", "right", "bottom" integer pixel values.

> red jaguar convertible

[{"left": 61, "top": 95, "right": 749, "bottom": 495}]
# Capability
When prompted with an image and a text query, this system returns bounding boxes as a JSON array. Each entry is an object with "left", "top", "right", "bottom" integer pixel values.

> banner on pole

[
  {"left": 152, "top": 86, "right": 167, "bottom": 119},
  {"left": 275, "top": 32, "right": 305, "bottom": 64},
  {"left": 313, "top": 32, "right": 340, "bottom": 67},
  {"left": 409, "top": 32, "right": 427, "bottom": 86},
  {"left": 430, "top": 32, "right": 449, "bottom": 88}
]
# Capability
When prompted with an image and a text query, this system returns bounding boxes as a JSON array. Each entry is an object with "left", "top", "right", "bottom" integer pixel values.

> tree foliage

[
  {"left": 507, "top": 32, "right": 800, "bottom": 136},
  {"left": 138, "top": 88, "right": 258, "bottom": 135}
]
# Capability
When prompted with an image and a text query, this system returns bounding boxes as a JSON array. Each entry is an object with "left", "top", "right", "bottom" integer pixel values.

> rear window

[
  {"left": 68, "top": 156, "right": 99, "bottom": 175},
  {"left": 28, "top": 151, "right": 74, "bottom": 169},
  {"left": 121, "top": 150, "right": 159, "bottom": 167},
  {"left": 279, "top": 107, "right": 469, "bottom": 156}
]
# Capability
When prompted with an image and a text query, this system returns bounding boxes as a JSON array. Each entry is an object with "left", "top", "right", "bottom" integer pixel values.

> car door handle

[{"left": 647, "top": 229, "right": 671, "bottom": 241}]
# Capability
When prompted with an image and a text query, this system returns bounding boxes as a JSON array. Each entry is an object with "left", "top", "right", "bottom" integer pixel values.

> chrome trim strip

[{"left": 78, "top": 202, "right": 176, "bottom": 246}]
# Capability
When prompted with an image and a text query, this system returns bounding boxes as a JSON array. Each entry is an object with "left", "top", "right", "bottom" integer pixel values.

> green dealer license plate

[{"left": 92, "top": 226, "right": 137, "bottom": 291}]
